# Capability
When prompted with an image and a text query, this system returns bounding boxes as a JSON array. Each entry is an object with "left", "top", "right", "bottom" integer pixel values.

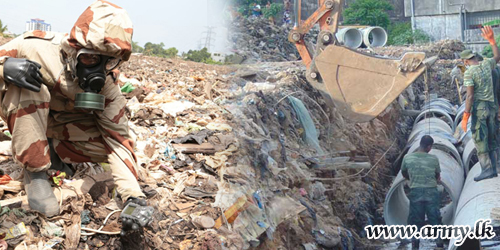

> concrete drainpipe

[
  {"left": 448, "top": 163, "right": 500, "bottom": 250},
  {"left": 384, "top": 119, "right": 465, "bottom": 226},
  {"left": 335, "top": 27, "right": 363, "bottom": 49},
  {"left": 361, "top": 27, "right": 388, "bottom": 48}
]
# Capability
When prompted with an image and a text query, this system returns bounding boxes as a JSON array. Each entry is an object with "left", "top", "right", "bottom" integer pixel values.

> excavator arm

[{"left": 289, "top": 0, "right": 429, "bottom": 123}]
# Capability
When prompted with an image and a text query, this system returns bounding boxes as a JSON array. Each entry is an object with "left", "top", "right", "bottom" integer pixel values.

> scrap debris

[{"left": 0, "top": 23, "right": 468, "bottom": 250}]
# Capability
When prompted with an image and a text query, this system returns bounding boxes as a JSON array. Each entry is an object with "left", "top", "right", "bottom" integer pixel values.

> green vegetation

[
  {"left": 483, "top": 20, "right": 500, "bottom": 26},
  {"left": 131, "top": 41, "right": 143, "bottom": 53},
  {"left": 343, "top": 0, "right": 393, "bottom": 29},
  {"left": 343, "top": 1, "right": 430, "bottom": 45},
  {"left": 143, "top": 42, "right": 178, "bottom": 58},
  {"left": 236, "top": 1, "right": 282, "bottom": 20},
  {"left": 482, "top": 35, "right": 500, "bottom": 58},
  {"left": 481, "top": 20, "right": 500, "bottom": 57},
  {"left": 263, "top": 3, "right": 283, "bottom": 19},
  {"left": 387, "top": 22, "right": 430, "bottom": 45},
  {"left": 0, "top": 20, "right": 9, "bottom": 37},
  {"left": 182, "top": 48, "right": 222, "bottom": 65}
]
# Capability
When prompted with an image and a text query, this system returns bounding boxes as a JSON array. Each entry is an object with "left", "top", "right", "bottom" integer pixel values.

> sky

[{"left": 0, "top": 0, "right": 231, "bottom": 53}]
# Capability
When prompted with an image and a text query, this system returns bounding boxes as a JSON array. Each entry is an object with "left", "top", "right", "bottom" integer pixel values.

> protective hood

[{"left": 61, "top": 0, "right": 133, "bottom": 76}]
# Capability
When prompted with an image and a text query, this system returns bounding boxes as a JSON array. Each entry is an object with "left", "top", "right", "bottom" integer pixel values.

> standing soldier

[
  {"left": 402, "top": 135, "right": 444, "bottom": 249},
  {"left": 461, "top": 26, "right": 500, "bottom": 181}
]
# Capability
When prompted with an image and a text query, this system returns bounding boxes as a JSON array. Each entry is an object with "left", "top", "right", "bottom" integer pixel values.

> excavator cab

[{"left": 290, "top": 0, "right": 429, "bottom": 123}]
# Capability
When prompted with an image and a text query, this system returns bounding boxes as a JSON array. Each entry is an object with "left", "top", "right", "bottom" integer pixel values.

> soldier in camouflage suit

[
  {"left": 461, "top": 26, "right": 500, "bottom": 182},
  {"left": 402, "top": 135, "right": 443, "bottom": 249},
  {"left": 0, "top": 1, "right": 149, "bottom": 233}
]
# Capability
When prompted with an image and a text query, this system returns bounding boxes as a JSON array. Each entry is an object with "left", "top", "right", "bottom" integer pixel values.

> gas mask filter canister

[{"left": 74, "top": 52, "right": 121, "bottom": 111}]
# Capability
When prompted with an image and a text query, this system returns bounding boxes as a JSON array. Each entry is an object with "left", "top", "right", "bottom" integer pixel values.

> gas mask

[{"left": 74, "top": 52, "right": 121, "bottom": 111}]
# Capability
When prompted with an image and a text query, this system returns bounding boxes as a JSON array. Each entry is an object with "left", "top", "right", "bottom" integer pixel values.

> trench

[{"left": 381, "top": 94, "right": 500, "bottom": 250}]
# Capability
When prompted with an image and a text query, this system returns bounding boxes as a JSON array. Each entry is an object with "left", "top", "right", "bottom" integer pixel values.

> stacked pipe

[
  {"left": 384, "top": 98, "right": 465, "bottom": 226},
  {"left": 448, "top": 103, "right": 500, "bottom": 250},
  {"left": 454, "top": 103, "right": 476, "bottom": 173},
  {"left": 383, "top": 97, "right": 500, "bottom": 248},
  {"left": 336, "top": 26, "right": 388, "bottom": 49}
]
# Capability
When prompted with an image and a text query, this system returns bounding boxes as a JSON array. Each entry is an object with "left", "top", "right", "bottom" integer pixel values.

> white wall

[{"left": 415, "top": 14, "right": 462, "bottom": 41}]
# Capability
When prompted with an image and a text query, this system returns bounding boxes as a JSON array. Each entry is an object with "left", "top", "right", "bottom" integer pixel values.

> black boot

[
  {"left": 24, "top": 170, "right": 59, "bottom": 217},
  {"left": 474, "top": 153, "right": 497, "bottom": 182}
]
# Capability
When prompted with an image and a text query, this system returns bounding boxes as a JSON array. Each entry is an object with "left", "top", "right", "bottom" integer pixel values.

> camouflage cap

[
  {"left": 61, "top": 0, "right": 133, "bottom": 62},
  {"left": 460, "top": 50, "right": 475, "bottom": 60}
]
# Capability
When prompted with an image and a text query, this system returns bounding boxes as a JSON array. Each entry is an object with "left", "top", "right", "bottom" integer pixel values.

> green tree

[
  {"left": 183, "top": 48, "right": 222, "bottom": 64},
  {"left": 263, "top": 3, "right": 283, "bottom": 19},
  {"left": 131, "top": 41, "right": 143, "bottom": 53},
  {"left": 143, "top": 42, "right": 178, "bottom": 58},
  {"left": 165, "top": 47, "right": 178, "bottom": 58},
  {"left": 387, "top": 22, "right": 430, "bottom": 45},
  {"left": 0, "top": 20, "right": 8, "bottom": 36},
  {"left": 184, "top": 48, "right": 212, "bottom": 63},
  {"left": 343, "top": 0, "right": 393, "bottom": 29}
]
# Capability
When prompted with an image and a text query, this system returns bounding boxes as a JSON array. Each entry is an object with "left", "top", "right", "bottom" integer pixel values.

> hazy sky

[{"left": 0, "top": 0, "right": 230, "bottom": 53}]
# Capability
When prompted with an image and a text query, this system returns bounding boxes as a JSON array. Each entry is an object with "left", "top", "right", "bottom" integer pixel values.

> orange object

[
  {"left": 288, "top": 0, "right": 429, "bottom": 123},
  {"left": 0, "top": 174, "right": 12, "bottom": 185},
  {"left": 214, "top": 195, "right": 252, "bottom": 229},
  {"left": 462, "top": 112, "right": 471, "bottom": 132},
  {"left": 482, "top": 26, "right": 496, "bottom": 45}
]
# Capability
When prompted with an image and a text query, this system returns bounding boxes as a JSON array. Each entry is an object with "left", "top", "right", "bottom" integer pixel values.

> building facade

[
  {"left": 404, "top": 0, "right": 500, "bottom": 51},
  {"left": 26, "top": 18, "right": 51, "bottom": 32}
]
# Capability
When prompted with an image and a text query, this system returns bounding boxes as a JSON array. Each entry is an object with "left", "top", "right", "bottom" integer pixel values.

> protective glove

[
  {"left": 462, "top": 112, "right": 471, "bottom": 132},
  {"left": 482, "top": 26, "right": 496, "bottom": 45},
  {"left": 120, "top": 197, "right": 153, "bottom": 236},
  {"left": 3, "top": 58, "right": 43, "bottom": 92}
]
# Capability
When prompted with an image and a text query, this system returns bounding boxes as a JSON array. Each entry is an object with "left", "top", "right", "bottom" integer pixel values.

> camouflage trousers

[
  {"left": 0, "top": 85, "right": 144, "bottom": 201},
  {"left": 471, "top": 101, "right": 498, "bottom": 155},
  {"left": 407, "top": 187, "right": 442, "bottom": 229}
]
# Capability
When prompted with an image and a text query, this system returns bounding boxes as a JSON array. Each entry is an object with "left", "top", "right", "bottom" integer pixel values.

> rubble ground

[{"left": 0, "top": 19, "right": 465, "bottom": 250}]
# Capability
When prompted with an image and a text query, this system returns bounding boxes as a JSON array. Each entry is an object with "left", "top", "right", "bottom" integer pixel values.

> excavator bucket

[{"left": 312, "top": 45, "right": 427, "bottom": 123}]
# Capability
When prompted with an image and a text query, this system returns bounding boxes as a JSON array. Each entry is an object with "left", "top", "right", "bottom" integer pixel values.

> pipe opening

[
  {"left": 336, "top": 28, "right": 363, "bottom": 49},
  {"left": 384, "top": 181, "right": 455, "bottom": 226},
  {"left": 363, "top": 27, "right": 388, "bottom": 47},
  {"left": 414, "top": 110, "right": 455, "bottom": 131}
]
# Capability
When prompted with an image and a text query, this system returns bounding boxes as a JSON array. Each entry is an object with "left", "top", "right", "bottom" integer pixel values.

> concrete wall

[
  {"left": 404, "top": 0, "right": 500, "bottom": 17},
  {"left": 414, "top": 14, "right": 461, "bottom": 41}
]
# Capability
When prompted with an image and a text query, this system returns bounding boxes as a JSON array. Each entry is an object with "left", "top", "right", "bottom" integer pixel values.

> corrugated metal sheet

[{"left": 465, "top": 10, "right": 500, "bottom": 29}]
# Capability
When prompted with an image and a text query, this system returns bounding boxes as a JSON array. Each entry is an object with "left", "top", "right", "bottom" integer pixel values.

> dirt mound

[
  {"left": 0, "top": 53, "right": 407, "bottom": 250},
  {"left": 229, "top": 17, "right": 304, "bottom": 63}
]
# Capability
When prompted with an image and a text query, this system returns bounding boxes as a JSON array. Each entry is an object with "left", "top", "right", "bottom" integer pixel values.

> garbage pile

[
  {"left": 363, "top": 39, "right": 466, "bottom": 60},
  {"left": 229, "top": 16, "right": 318, "bottom": 63},
  {"left": 0, "top": 52, "right": 404, "bottom": 249},
  {"left": 360, "top": 39, "right": 466, "bottom": 105}
]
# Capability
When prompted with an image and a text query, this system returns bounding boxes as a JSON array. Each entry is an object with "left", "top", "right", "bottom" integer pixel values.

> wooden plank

[
  {"left": 315, "top": 162, "right": 371, "bottom": 170},
  {"left": 172, "top": 143, "right": 216, "bottom": 154}
]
